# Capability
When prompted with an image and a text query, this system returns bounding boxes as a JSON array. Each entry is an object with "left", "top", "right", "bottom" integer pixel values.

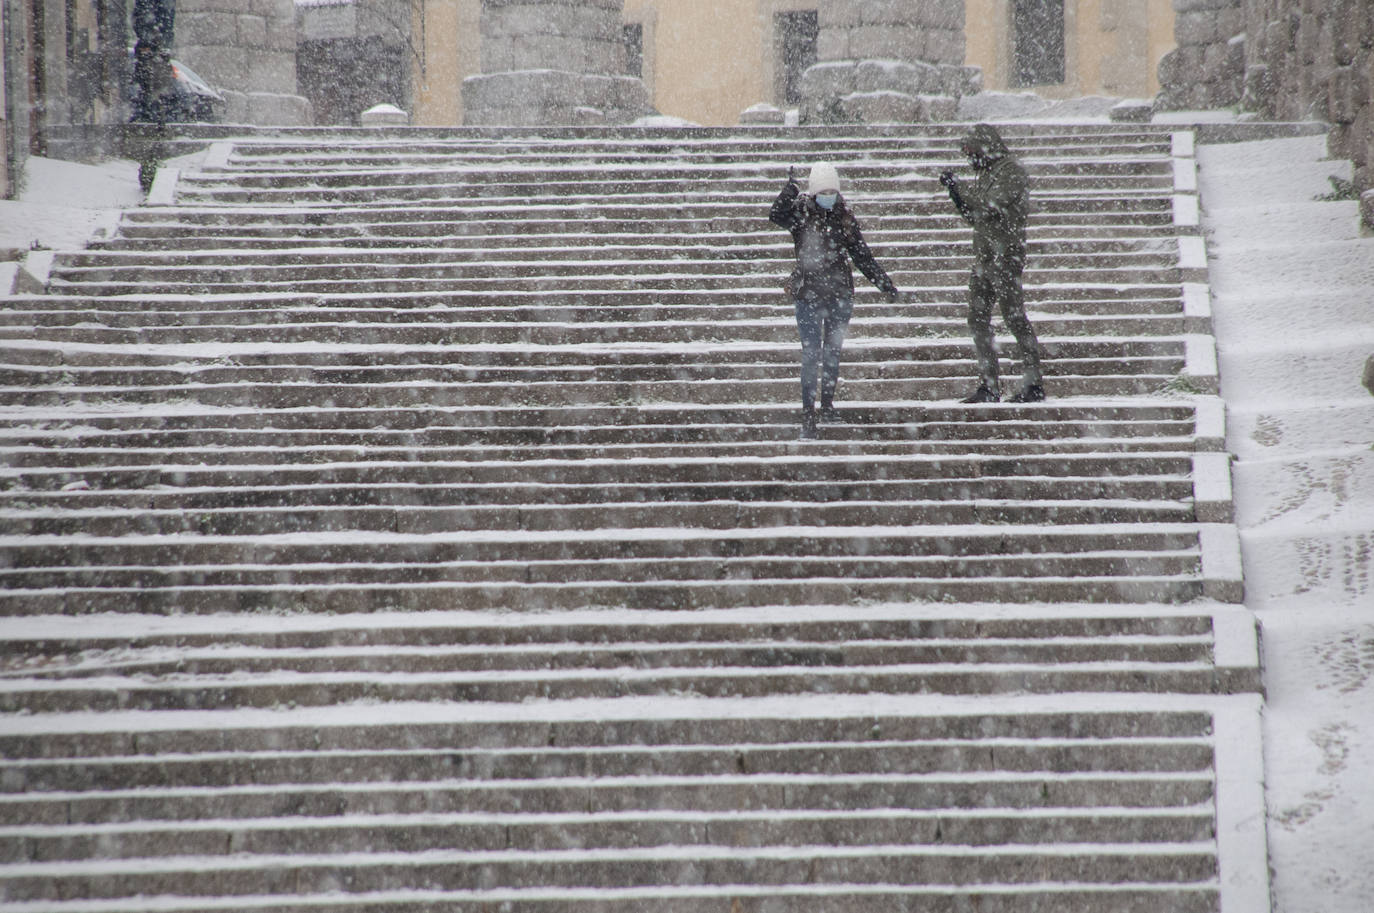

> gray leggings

[
  {"left": 968, "top": 252, "right": 1042, "bottom": 389},
  {"left": 795, "top": 293, "right": 853, "bottom": 410}
]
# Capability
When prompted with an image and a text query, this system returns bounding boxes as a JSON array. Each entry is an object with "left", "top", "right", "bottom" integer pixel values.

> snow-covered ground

[
  {"left": 1199, "top": 133, "right": 1374, "bottom": 913},
  {"left": 1, "top": 126, "right": 1372, "bottom": 911}
]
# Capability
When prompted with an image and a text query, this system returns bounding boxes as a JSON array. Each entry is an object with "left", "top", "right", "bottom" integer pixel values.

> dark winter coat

[
  {"left": 946, "top": 123, "right": 1030, "bottom": 262},
  {"left": 770, "top": 181, "right": 897, "bottom": 301}
]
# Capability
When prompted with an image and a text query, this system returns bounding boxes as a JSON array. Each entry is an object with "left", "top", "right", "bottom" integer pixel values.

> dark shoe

[
  {"left": 819, "top": 400, "right": 840, "bottom": 423},
  {"left": 961, "top": 385, "right": 1000, "bottom": 404},
  {"left": 1008, "top": 384, "right": 1045, "bottom": 403},
  {"left": 800, "top": 409, "right": 818, "bottom": 440}
]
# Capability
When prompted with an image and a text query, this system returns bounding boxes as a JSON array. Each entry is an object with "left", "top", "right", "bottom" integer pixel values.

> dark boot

[
  {"left": 800, "top": 408, "right": 818, "bottom": 440},
  {"left": 820, "top": 396, "right": 838, "bottom": 422},
  {"left": 1008, "top": 384, "right": 1045, "bottom": 403},
  {"left": 961, "top": 385, "right": 1000, "bottom": 404}
]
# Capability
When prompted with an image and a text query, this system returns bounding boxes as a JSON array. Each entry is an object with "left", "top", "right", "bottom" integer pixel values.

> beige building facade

[{"left": 411, "top": 0, "right": 1178, "bottom": 127}]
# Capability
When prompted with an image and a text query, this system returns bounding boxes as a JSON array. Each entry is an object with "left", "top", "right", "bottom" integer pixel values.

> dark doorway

[
  {"left": 1012, "top": 0, "right": 1065, "bottom": 87},
  {"left": 776, "top": 10, "right": 818, "bottom": 106},
  {"left": 623, "top": 23, "right": 643, "bottom": 78}
]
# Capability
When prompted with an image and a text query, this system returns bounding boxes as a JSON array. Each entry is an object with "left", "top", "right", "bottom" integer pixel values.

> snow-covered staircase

[{"left": 0, "top": 125, "right": 1265, "bottom": 911}]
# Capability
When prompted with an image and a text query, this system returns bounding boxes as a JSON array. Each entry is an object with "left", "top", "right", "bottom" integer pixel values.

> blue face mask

[{"left": 815, "top": 192, "right": 838, "bottom": 210}]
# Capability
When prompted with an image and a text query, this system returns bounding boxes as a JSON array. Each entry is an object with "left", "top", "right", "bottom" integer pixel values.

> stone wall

[
  {"left": 461, "top": 0, "right": 650, "bottom": 125},
  {"left": 1158, "top": 0, "right": 1374, "bottom": 224},
  {"left": 798, "top": 0, "right": 979, "bottom": 125},
  {"left": 176, "top": 0, "right": 313, "bottom": 124}
]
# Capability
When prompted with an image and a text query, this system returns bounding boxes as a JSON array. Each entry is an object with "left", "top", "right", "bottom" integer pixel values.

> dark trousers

[
  {"left": 968, "top": 250, "right": 1042, "bottom": 390},
  {"left": 795, "top": 292, "right": 853, "bottom": 411}
]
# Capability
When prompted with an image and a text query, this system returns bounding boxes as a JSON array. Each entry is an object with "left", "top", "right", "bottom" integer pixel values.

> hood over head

[
  {"left": 807, "top": 162, "right": 841, "bottom": 195},
  {"left": 959, "top": 123, "right": 1011, "bottom": 168}
]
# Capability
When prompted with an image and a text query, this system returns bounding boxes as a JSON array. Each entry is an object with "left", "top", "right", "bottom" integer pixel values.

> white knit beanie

[{"left": 807, "top": 162, "right": 840, "bottom": 194}]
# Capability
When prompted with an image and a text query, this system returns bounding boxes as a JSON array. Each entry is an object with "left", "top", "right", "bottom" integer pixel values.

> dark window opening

[
  {"left": 1012, "top": 0, "right": 1065, "bottom": 87},
  {"left": 776, "top": 10, "right": 817, "bottom": 106},
  {"left": 623, "top": 23, "right": 643, "bottom": 78}
]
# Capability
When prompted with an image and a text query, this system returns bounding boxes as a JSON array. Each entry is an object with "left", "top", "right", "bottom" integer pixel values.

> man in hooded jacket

[
  {"left": 771, "top": 162, "right": 899, "bottom": 439},
  {"left": 940, "top": 123, "right": 1045, "bottom": 403}
]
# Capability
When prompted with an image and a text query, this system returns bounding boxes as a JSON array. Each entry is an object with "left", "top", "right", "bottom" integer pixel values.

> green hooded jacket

[{"left": 949, "top": 123, "right": 1029, "bottom": 262}]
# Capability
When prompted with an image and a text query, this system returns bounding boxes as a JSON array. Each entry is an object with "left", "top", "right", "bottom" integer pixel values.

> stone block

[
  {"left": 1176, "top": 10, "right": 1223, "bottom": 45},
  {"left": 246, "top": 92, "right": 312, "bottom": 126},
  {"left": 237, "top": 14, "right": 268, "bottom": 48},
  {"left": 1110, "top": 98, "right": 1155, "bottom": 121},
  {"left": 464, "top": 69, "right": 582, "bottom": 111},
  {"left": 178, "top": 11, "right": 240, "bottom": 49},
  {"left": 841, "top": 90, "right": 922, "bottom": 123},
  {"left": 922, "top": 27, "right": 966, "bottom": 65},
  {"left": 854, "top": 58, "right": 940, "bottom": 95},
  {"left": 917, "top": 93, "right": 958, "bottom": 120},
  {"left": 1328, "top": 65, "right": 1356, "bottom": 123},
  {"left": 858, "top": 0, "right": 920, "bottom": 27},
  {"left": 1263, "top": 17, "right": 1296, "bottom": 58},
  {"left": 220, "top": 88, "right": 249, "bottom": 123},
  {"left": 801, "top": 60, "right": 858, "bottom": 99},
  {"left": 1297, "top": 11, "right": 1320, "bottom": 64},
  {"left": 914, "top": 0, "right": 965, "bottom": 30},
  {"left": 820, "top": 4, "right": 862, "bottom": 29},
  {"left": 941, "top": 65, "right": 983, "bottom": 98},
  {"left": 817, "top": 28, "right": 850, "bottom": 60},
  {"left": 177, "top": 44, "right": 248, "bottom": 88},
  {"left": 1243, "top": 63, "right": 1277, "bottom": 114},
  {"left": 848, "top": 24, "right": 922, "bottom": 61},
  {"left": 739, "top": 102, "right": 786, "bottom": 126},
  {"left": 1328, "top": 120, "right": 1355, "bottom": 160},
  {"left": 244, "top": 50, "right": 297, "bottom": 92}
]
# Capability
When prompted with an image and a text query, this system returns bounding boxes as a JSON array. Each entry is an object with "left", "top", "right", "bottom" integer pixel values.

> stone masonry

[
  {"left": 461, "top": 0, "right": 650, "bottom": 126},
  {"left": 175, "top": 0, "right": 313, "bottom": 125},
  {"left": 798, "top": 0, "right": 979, "bottom": 125},
  {"left": 1158, "top": 0, "right": 1374, "bottom": 226}
]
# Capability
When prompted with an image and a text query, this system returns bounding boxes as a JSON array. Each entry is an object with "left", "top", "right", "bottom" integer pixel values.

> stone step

[
  {"left": 0, "top": 450, "right": 1193, "bottom": 488},
  {"left": 0, "top": 335, "right": 1181, "bottom": 368},
  {"left": 0, "top": 841, "right": 1217, "bottom": 903},
  {"left": 0, "top": 656, "right": 1229, "bottom": 714},
  {"left": 0, "top": 399, "right": 1197, "bottom": 430},
  {"left": 0, "top": 527, "right": 1204, "bottom": 570},
  {"left": 0, "top": 493, "right": 1198, "bottom": 534},
  {"left": 0, "top": 356, "right": 1182, "bottom": 390},
  {"left": 0, "top": 575, "right": 1207, "bottom": 615},
  {"left": 170, "top": 175, "right": 1168, "bottom": 204},
  {"left": 0, "top": 375, "right": 1181, "bottom": 408},
  {"left": 0, "top": 471, "right": 1194, "bottom": 503},
  {"left": 0, "top": 702, "right": 1219, "bottom": 756},
  {"left": 42, "top": 264, "right": 1185, "bottom": 295},
  {"left": 0, "top": 294, "right": 1186, "bottom": 321},
  {"left": 0, "top": 316, "right": 1186, "bottom": 347},
  {"left": 0, "top": 764, "right": 1217, "bottom": 825},
  {"left": 0, "top": 884, "right": 1222, "bottom": 913},
  {"left": 86, "top": 230, "right": 1176, "bottom": 255},
  {"left": 4, "top": 633, "right": 1213, "bottom": 681},
  {"left": 0, "top": 431, "right": 1197, "bottom": 466},
  {"left": 50, "top": 247, "right": 1178, "bottom": 274},
  {"left": 131, "top": 194, "right": 1174, "bottom": 221},
  {"left": 108, "top": 211, "right": 1175, "bottom": 239},
  {"left": 0, "top": 550, "right": 1202, "bottom": 594},
  {"left": 0, "top": 807, "right": 1216, "bottom": 863}
]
